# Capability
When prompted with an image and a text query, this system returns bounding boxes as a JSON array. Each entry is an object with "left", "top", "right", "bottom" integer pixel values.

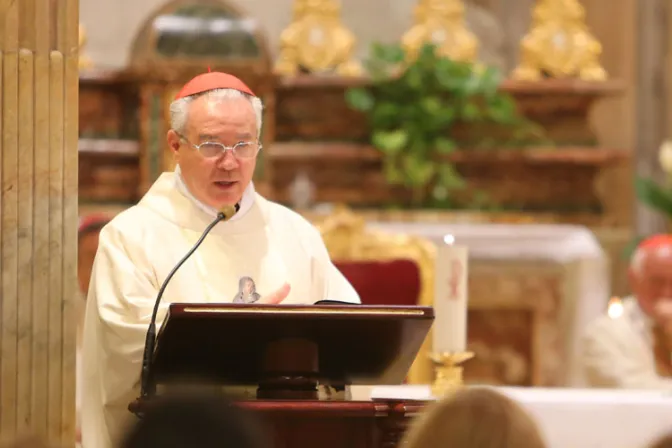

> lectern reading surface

[{"left": 148, "top": 303, "right": 433, "bottom": 397}]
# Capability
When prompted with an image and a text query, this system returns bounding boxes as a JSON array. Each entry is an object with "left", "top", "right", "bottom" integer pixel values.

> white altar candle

[{"left": 433, "top": 240, "right": 468, "bottom": 353}]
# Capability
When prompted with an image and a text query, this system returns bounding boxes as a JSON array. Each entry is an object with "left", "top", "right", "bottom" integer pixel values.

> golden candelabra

[
  {"left": 401, "top": 0, "right": 478, "bottom": 63},
  {"left": 274, "top": 0, "right": 362, "bottom": 76},
  {"left": 431, "top": 351, "right": 474, "bottom": 397},
  {"left": 512, "top": 0, "right": 606, "bottom": 81}
]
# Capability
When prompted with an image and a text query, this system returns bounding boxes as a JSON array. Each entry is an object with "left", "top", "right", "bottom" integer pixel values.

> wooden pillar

[
  {"left": 635, "top": 0, "right": 669, "bottom": 235},
  {"left": 0, "top": 0, "right": 78, "bottom": 445}
]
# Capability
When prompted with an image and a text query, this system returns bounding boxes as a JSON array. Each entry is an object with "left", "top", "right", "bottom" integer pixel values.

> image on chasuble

[{"left": 233, "top": 276, "right": 261, "bottom": 304}]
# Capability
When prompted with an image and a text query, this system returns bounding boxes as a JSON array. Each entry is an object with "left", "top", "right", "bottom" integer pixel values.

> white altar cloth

[
  {"left": 358, "top": 385, "right": 672, "bottom": 448},
  {"left": 369, "top": 222, "right": 611, "bottom": 386}
]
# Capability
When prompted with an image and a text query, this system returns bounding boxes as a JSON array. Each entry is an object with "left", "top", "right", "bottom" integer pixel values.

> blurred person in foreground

[
  {"left": 583, "top": 234, "right": 672, "bottom": 388},
  {"left": 81, "top": 72, "right": 360, "bottom": 448},
  {"left": 120, "top": 393, "right": 270, "bottom": 448},
  {"left": 401, "top": 387, "right": 546, "bottom": 448}
]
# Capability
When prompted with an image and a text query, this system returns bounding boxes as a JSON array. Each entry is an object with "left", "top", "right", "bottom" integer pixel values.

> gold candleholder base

[{"left": 430, "top": 351, "right": 474, "bottom": 397}]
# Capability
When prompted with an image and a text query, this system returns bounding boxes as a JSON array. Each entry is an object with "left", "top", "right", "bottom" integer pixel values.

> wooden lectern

[{"left": 129, "top": 303, "right": 433, "bottom": 448}]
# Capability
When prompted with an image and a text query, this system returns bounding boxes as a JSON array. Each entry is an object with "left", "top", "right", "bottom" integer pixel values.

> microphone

[{"left": 138, "top": 202, "right": 240, "bottom": 399}]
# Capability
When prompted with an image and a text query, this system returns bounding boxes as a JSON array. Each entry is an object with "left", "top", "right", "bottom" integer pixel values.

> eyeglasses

[{"left": 176, "top": 132, "right": 262, "bottom": 159}]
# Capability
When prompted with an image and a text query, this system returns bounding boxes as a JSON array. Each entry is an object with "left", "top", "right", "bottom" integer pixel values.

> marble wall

[{"left": 0, "top": 0, "right": 79, "bottom": 444}]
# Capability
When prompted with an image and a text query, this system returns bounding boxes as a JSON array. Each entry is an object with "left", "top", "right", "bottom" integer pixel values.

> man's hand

[{"left": 259, "top": 283, "right": 291, "bottom": 304}]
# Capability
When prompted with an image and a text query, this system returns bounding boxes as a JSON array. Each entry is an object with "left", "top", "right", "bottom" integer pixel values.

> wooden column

[
  {"left": 635, "top": 0, "right": 669, "bottom": 235},
  {"left": 0, "top": 0, "right": 78, "bottom": 445}
]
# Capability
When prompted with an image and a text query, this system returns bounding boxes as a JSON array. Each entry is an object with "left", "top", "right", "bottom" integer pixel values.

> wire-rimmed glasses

[{"left": 176, "top": 132, "right": 262, "bottom": 159}]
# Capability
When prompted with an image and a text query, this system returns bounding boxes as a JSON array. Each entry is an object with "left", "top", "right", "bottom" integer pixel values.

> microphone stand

[{"left": 138, "top": 203, "right": 240, "bottom": 404}]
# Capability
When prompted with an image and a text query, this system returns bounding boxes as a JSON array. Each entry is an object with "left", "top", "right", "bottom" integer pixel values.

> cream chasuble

[
  {"left": 582, "top": 296, "right": 672, "bottom": 390},
  {"left": 81, "top": 172, "right": 360, "bottom": 448}
]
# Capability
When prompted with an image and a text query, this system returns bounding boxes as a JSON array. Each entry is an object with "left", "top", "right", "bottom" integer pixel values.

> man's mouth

[{"left": 214, "top": 181, "right": 237, "bottom": 190}]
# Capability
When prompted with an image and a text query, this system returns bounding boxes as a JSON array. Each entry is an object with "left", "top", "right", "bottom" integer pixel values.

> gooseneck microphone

[{"left": 139, "top": 202, "right": 240, "bottom": 399}]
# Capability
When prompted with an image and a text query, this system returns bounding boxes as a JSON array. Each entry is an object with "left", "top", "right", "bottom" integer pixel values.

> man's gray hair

[{"left": 169, "top": 88, "right": 263, "bottom": 138}]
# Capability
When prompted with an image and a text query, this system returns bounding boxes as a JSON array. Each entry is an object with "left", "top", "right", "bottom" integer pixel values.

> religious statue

[
  {"left": 401, "top": 0, "right": 479, "bottom": 63},
  {"left": 274, "top": 0, "right": 362, "bottom": 76},
  {"left": 512, "top": 0, "right": 607, "bottom": 80},
  {"left": 79, "top": 23, "right": 93, "bottom": 70}
]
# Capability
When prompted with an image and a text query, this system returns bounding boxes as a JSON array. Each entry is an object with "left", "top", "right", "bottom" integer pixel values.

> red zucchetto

[
  {"left": 174, "top": 72, "right": 255, "bottom": 100},
  {"left": 638, "top": 234, "right": 672, "bottom": 251}
]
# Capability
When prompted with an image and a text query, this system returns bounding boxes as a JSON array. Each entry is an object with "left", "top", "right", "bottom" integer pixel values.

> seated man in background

[{"left": 582, "top": 234, "right": 672, "bottom": 388}]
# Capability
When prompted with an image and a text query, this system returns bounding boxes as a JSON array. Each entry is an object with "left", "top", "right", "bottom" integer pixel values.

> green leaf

[
  {"left": 370, "top": 42, "right": 406, "bottom": 65},
  {"left": 462, "top": 102, "right": 482, "bottom": 121},
  {"left": 635, "top": 177, "right": 672, "bottom": 214},
  {"left": 437, "top": 163, "right": 466, "bottom": 190},
  {"left": 345, "top": 88, "right": 375, "bottom": 112},
  {"left": 435, "top": 137, "right": 457, "bottom": 154},
  {"left": 383, "top": 159, "right": 404, "bottom": 185},
  {"left": 370, "top": 101, "right": 403, "bottom": 128},
  {"left": 372, "top": 130, "right": 409, "bottom": 153},
  {"left": 402, "top": 154, "right": 435, "bottom": 187}
]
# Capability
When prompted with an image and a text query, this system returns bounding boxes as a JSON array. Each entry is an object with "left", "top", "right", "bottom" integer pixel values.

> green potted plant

[{"left": 345, "top": 42, "right": 547, "bottom": 208}]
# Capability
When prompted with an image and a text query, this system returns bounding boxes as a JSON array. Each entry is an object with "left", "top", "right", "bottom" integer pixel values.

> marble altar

[
  {"left": 358, "top": 385, "right": 672, "bottom": 448},
  {"left": 370, "top": 223, "right": 610, "bottom": 387}
]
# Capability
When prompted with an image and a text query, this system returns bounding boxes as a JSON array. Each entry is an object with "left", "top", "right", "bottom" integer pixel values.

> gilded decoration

[
  {"left": 512, "top": 0, "right": 606, "bottom": 80},
  {"left": 431, "top": 352, "right": 474, "bottom": 397},
  {"left": 401, "top": 0, "right": 479, "bottom": 63},
  {"left": 317, "top": 205, "right": 437, "bottom": 384},
  {"left": 275, "top": 0, "right": 362, "bottom": 76}
]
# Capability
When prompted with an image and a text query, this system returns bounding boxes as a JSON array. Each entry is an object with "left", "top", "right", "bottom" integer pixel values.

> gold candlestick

[
  {"left": 274, "top": 0, "right": 362, "bottom": 76},
  {"left": 401, "top": 0, "right": 478, "bottom": 63},
  {"left": 512, "top": 0, "right": 606, "bottom": 80},
  {"left": 430, "top": 351, "right": 474, "bottom": 397}
]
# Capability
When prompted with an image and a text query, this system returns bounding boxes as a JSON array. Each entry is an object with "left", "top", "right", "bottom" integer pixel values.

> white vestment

[
  {"left": 582, "top": 296, "right": 672, "bottom": 389},
  {"left": 81, "top": 172, "right": 360, "bottom": 448}
]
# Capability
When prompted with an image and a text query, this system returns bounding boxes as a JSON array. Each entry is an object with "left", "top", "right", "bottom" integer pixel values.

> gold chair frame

[{"left": 317, "top": 205, "right": 437, "bottom": 384}]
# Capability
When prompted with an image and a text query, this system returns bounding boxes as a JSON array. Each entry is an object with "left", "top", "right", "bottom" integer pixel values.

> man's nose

[{"left": 216, "top": 150, "right": 239, "bottom": 170}]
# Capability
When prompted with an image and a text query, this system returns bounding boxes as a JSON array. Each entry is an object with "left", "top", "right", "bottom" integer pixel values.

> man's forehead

[
  {"left": 187, "top": 100, "right": 256, "bottom": 134},
  {"left": 642, "top": 245, "right": 672, "bottom": 271}
]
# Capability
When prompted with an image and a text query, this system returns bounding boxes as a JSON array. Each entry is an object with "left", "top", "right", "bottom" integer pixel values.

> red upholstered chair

[{"left": 317, "top": 206, "right": 436, "bottom": 384}]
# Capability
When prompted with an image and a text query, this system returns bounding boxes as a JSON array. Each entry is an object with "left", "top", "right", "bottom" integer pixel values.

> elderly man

[
  {"left": 81, "top": 72, "right": 360, "bottom": 448},
  {"left": 582, "top": 234, "right": 672, "bottom": 389}
]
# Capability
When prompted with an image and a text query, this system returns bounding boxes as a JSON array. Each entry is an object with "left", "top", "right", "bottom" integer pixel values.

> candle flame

[{"left": 607, "top": 297, "right": 623, "bottom": 319}]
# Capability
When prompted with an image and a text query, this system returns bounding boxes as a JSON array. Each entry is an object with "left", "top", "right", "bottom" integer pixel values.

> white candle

[{"left": 433, "top": 241, "right": 468, "bottom": 353}]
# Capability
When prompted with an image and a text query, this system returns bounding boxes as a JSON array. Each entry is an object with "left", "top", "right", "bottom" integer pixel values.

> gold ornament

[
  {"left": 430, "top": 351, "right": 474, "bottom": 397},
  {"left": 275, "top": 0, "right": 362, "bottom": 76},
  {"left": 79, "top": 24, "right": 93, "bottom": 70},
  {"left": 512, "top": 0, "right": 606, "bottom": 81},
  {"left": 401, "top": 0, "right": 478, "bottom": 63}
]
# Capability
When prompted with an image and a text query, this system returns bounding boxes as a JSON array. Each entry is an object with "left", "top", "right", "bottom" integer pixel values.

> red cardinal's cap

[
  {"left": 637, "top": 234, "right": 672, "bottom": 250},
  {"left": 174, "top": 72, "right": 255, "bottom": 100}
]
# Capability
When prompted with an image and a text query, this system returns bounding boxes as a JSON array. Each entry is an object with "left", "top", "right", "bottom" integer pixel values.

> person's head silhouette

[{"left": 120, "top": 393, "right": 270, "bottom": 448}]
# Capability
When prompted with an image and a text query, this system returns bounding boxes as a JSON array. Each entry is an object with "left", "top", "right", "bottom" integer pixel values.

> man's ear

[{"left": 167, "top": 130, "right": 181, "bottom": 155}]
